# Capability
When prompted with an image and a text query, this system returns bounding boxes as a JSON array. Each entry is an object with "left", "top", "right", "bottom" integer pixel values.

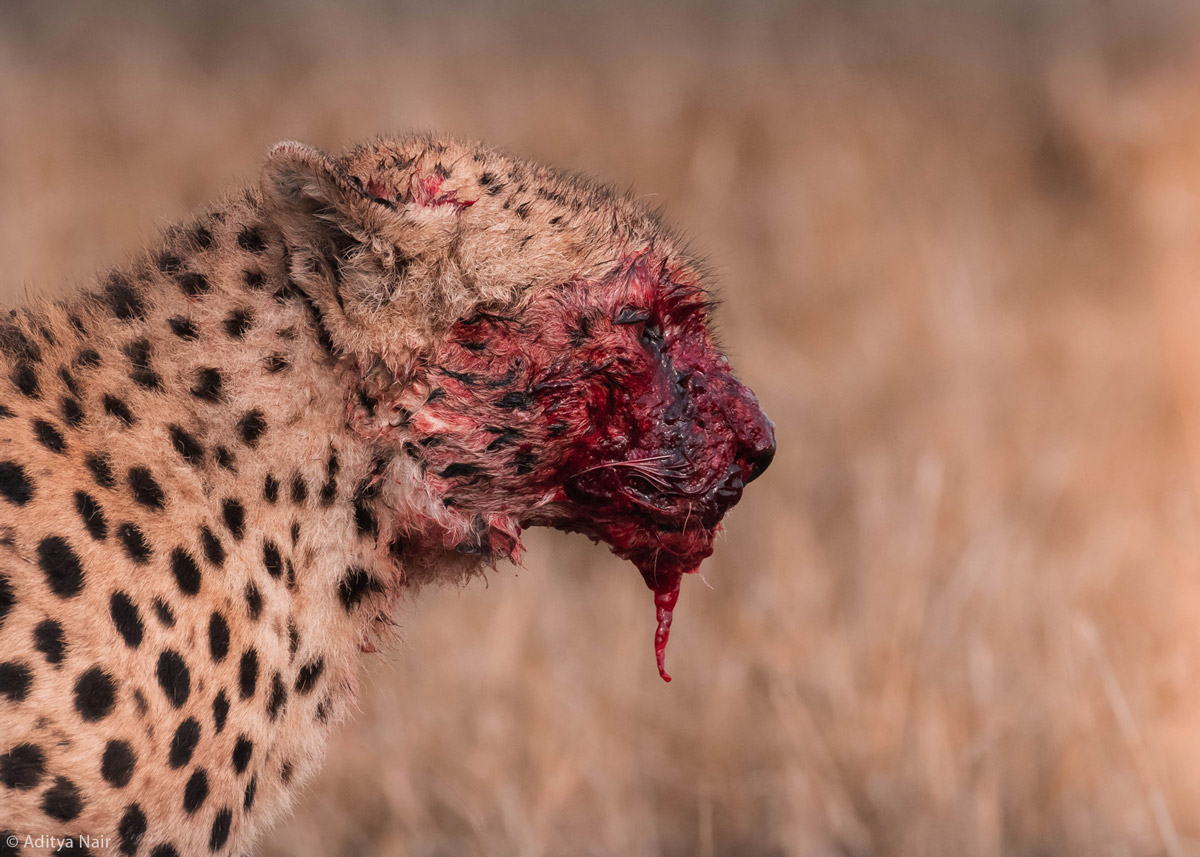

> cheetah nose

[
  {"left": 745, "top": 430, "right": 775, "bottom": 484},
  {"left": 736, "top": 397, "right": 776, "bottom": 485}
]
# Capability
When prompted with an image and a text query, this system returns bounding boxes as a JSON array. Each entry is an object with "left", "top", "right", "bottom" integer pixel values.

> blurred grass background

[{"left": 7, "top": 0, "right": 1200, "bottom": 854}]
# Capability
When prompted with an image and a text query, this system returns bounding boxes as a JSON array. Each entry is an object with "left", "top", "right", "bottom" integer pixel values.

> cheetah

[{"left": 0, "top": 135, "right": 775, "bottom": 855}]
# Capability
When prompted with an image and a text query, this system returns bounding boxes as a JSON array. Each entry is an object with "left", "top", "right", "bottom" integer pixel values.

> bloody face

[{"left": 414, "top": 249, "right": 775, "bottom": 680}]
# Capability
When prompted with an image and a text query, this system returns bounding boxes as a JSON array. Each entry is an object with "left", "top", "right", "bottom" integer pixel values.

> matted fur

[{"left": 0, "top": 134, "right": 771, "bottom": 855}]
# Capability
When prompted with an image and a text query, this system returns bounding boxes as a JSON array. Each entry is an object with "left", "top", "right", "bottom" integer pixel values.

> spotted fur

[{"left": 0, "top": 134, "right": 773, "bottom": 855}]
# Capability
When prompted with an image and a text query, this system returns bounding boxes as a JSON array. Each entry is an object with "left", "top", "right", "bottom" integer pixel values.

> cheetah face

[
  {"left": 409, "top": 251, "right": 775, "bottom": 680},
  {"left": 264, "top": 138, "right": 774, "bottom": 678}
]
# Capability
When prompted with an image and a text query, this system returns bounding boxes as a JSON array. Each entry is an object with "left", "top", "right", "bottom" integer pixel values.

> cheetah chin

[{"left": 0, "top": 135, "right": 773, "bottom": 854}]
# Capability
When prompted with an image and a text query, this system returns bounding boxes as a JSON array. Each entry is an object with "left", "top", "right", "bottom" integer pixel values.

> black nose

[
  {"left": 746, "top": 441, "right": 774, "bottom": 483},
  {"left": 744, "top": 418, "right": 775, "bottom": 484}
]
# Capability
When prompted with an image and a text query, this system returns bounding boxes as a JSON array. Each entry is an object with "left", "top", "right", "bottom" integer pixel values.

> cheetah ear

[
  {"left": 261, "top": 141, "right": 397, "bottom": 252},
  {"left": 262, "top": 142, "right": 419, "bottom": 341},
  {"left": 262, "top": 141, "right": 474, "bottom": 356}
]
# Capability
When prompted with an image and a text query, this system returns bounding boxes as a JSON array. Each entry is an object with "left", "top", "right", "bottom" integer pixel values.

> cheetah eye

[
  {"left": 614, "top": 306, "right": 662, "bottom": 349},
  {"left": 614, "top": 306, "right": 650, "bottom": 326},
  {"left": 640, "top": 322, "right": 663, "bottom": 348}
]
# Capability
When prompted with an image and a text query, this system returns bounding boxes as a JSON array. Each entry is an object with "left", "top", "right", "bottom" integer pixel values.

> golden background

[{"left": 6, "top": 1, "right": 1200, "bottom": 854}]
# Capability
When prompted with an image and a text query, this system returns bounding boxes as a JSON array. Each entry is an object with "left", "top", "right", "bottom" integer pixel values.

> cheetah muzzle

[{"left": 0, "top": 135, "right": 774, "bottom": 854}]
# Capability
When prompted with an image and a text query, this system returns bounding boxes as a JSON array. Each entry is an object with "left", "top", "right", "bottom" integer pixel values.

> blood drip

[{"left": 636, "top": 562, "right": 691, "bottom": 682}]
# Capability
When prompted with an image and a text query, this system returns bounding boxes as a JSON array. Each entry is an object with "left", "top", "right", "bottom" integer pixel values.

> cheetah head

[{"left": 263, "top": 137, "right": 775, "bottom": 679}]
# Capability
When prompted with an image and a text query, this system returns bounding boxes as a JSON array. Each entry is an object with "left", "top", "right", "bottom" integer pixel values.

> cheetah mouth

[{"left": 549, "top": 449, "right": 771, "bottom": 682}]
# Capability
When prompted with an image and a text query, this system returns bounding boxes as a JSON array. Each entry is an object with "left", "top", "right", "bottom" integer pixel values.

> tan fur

[{"left": 0, "top": 135, "right": 710, "bottom": 855}]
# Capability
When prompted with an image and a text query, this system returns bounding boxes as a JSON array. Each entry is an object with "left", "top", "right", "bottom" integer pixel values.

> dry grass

[{"left": 7, "top": 1, "right": 1200, "bottom": 853}]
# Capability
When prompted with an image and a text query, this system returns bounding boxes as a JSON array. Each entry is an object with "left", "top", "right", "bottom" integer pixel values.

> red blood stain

[{"left": 385, "top": 247, "right": 773, "bottom": 682}]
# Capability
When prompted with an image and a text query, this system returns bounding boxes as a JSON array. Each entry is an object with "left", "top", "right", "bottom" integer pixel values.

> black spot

[
  {"left": 115, "top": 513, "right": 153, "bottom": 556},
  {"left": 154, "top": 598, "right": 176, "bottom": 628},
  {"left": 266, "top": 672, "right": 286, "bottom": 721},
  {"left": 516, "top": 201, "right": 532, "bottom": 219},
  {"left": 200, "top": 526, "right": 225, "bottom": 566},
  {"left": 287, "top": 618, "right": 299, "bottom": 657},
  {"left": 0, "top": 325, "right": 39, "bottom": 362},
  {"left": 496, "top": 391, "right": 533, "bottom": 410},
  {"left": 150, "top": 847, "right": 179, "bottom": 857},
  {"left": 109, "top": 592, "right": 144, "bottom": 648},
  {"left": 239, "top": 649, "right": 258, "bottom": 699},
  {"left": 58, "top": 366, "right": 79, "bottom": 396},
  {"left": 41, "top": 775, "right": 83, "bottom": 821},
  {"left": 0, "top": 574, "right": 11, "bottom": 631},
  {"left": 11, "top": 361, "right": 39, "bottom": 398},
  {"left": 232, "top": 736, "right": 253, "bottom": 774},
  {"left": 244, "top": 582, "right": 262, "bottom": 620},
  {"left": 0, "top": 461, "right": 34, "bottom": 505},
  {"left": 177, "top": 272, "right": 209, "bottom": 298},
  {"left": 214, "top": 446, "right": 235, "bottom": 470},
  {"left": 168, "top": 425, "right": 204, "bottom": 467},
  {"left": 0, "top": 662, "right": 31, "bottom": 701},
  {"left": 86, "top": 453, "right": 116, "bottom": 489},
  {"left": 208, "top": 612, "right": 229, "bottom": 664},
  {"left": 0, "top": 403, "right": 11, "bottom": 418},
  {"left": 192, "top": 224, "right": 213, "bottom": 249},
  {"left": 166, "top": 717, "right": 201, "bottom": 770},
  {"left": 71, "top": 487, "right": 108, "bottom": 540},
  {"left": 265, "top": 353, "right": 289, "bottom": 373},
  {"left": 101, "top": 740, "right": 136, "bottom": 788},
  {"left": 128, "top": 467, "right": 165, "bottom": 510},
  {"left": 290, "top": 521, "right": 301, "bottom": 545},
  {"left": 37, "top": 536, "right": 84, "bottom": 597},
  {"left": 440, "top": 462, "right": 482, "bottom": 479},
  {"left": 168, "top": 316, "right": 199, "bottom": 341},
  {"left": 99, "top": 395, "right": 134, "bottom": 427},
  {"left": 117, "top": 803, "right": 147, "bottom": 855},
  {"left": 33, "top": 419, "right": 66, "bottom": 453},
  {"left": 104, "top": 275, "right": 145, "bottom": 322},
  {"left": 0, "top": 742, "right": 44, "bottom": 789},
  {"left": 212, "top": 690, "right": 229, "bottom": 734},
  {"left": 290, "top": 474, "right": 308, "bottom": 504},
  {"left": 263, "top": 473, "right": 279, "bottom": 503},
  {"left": 33, "top": 620, "right": 65, "bottom": 665},
  {"left": 243, "top": 269, "right": 265, "bottom": 289},
  {"left": 209, "top": 809, "right": 232, "bottom": 852},
  {"left": 157, "top": 252, "right": 183, "bottom": 275},
  {"left": 61, "top": 396, "right": 84, "bottom": 427},
  {"left": 131, "top": 366, "right": 161, "bottom": 390},
  {"left": 123, "top": 337, "right": 152, "bottom": 368},
  {"left": 339, "top": 567, "right": 381, "bottom": 612},
  {"left": 280, "top": 760, "right": 294, "bottom": 784},
  {"left": 243, "top": 777, "right": 257, "bottom": 811},
  {"left": 221, "top": 498, "right": 245, "bottom": 540},
  {"left": 238, "top": 226, "right": 267, "bottom": 253},
  {"left": 354, "top": 501, "right": 378, "bottom": 538},
  {"left": 156, "top": 650, "right": 190, "bottom": 708},
  {"left": 238, "top": 409, "right": 266, "bottom": 446},
  {"left": 75, "top": 348, "right": 101, "bottom": 368},
  {"left": 74, "top": 666, "right": 116, "bottom": 721},
  {"left": 286, "top": 559, "right": 296, "bottom": 590},
  {"left": 183, "top": 768, "right": 208, "bottom": 814},
  {"left": 191, "top": 368, "right": 222, "bottom": 402},
  {"left": 261, "top": 540, "right": 283, "bottom": 580},
  {"left": 170, "top": 548, "right": 201, "bottom": 596},
  {"left": 224, "top": 308, "right": 253, "bottom": 339},
  {"left": 295, "top": 658, "right": 325, "bottom": 694},
  {"left": 484, "top": 424, "right": 518, "bottom": 451},
  {"left": 513, "top": 451, "right": 537, "bottom": 475}
]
